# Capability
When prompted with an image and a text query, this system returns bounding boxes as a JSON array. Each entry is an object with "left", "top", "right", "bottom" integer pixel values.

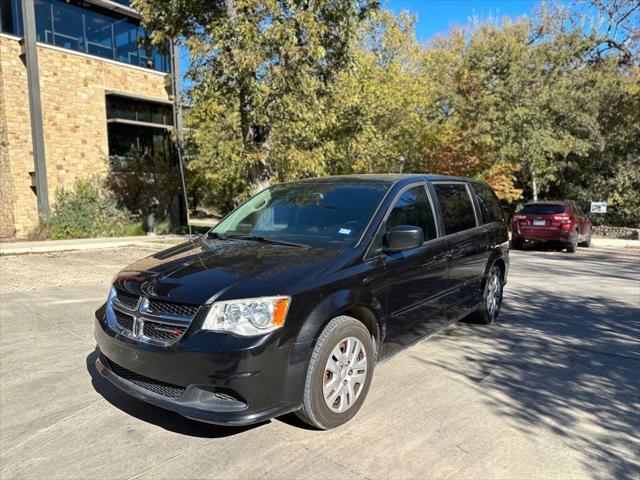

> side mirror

[{"left": 384, "top": 225, "right": 424, "bottom": 253}]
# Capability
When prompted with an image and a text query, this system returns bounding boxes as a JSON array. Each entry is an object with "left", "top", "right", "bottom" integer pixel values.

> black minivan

[{"left": 95, "top": 175, "right": 509, "bottom": 429}]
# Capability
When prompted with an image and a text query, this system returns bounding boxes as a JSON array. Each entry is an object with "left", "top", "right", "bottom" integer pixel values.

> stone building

[{"left": 0, "top": 0, "right": 181, "bottom": 238}]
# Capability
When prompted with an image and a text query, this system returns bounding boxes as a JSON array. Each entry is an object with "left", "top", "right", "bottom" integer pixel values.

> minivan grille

[
  {"left": 147, "top": 299, "right": 199, "bottom": 319},
  {"left": 143, "top": 320, "right": 186, "bottom": 341},
  {"left": 106, "top": 358, "right": 186, "bottom": 399},
  {"left": 115, "top": 310, "right": 134, "bottom": 333},
  {"left": 114, "top": 289, "right": 139, "bottom": 309},
  {"left": 108, "top": 287, "right": 199, "bottom": 345}
]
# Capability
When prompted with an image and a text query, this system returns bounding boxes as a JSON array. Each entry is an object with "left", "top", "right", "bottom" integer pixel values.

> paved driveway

[{"left": 1, "top": 245, "right": 638, "bottom": 479}]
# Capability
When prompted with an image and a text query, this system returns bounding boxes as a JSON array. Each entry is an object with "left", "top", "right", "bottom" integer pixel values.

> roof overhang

[{"left": 84, "top": 0, "right": 142, "bottom": 20}]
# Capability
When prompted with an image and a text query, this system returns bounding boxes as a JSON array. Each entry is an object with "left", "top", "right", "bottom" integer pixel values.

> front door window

[{"left": 386, "top": 185, "right": 437, "bottom": 241}]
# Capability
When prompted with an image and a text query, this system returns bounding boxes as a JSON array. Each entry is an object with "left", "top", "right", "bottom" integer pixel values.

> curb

[{"left": 0, "top": 235, "right": 188, "bottom": 255}]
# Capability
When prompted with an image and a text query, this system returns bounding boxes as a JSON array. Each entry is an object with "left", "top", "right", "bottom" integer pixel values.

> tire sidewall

[
  {"left": 567, "top": 228, "right": 578, "bottom": 252},
  {"left": 307, "top": 320, "right": 375, "bottom": 429},
  {"left": 584, "top": 227, "right": 592, "bottom": 247},
  {"left": 480, "top": 265, "right": 503, "bottom": 324}
]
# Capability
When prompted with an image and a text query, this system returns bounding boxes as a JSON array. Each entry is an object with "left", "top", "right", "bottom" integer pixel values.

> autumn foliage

[{"left": 135, "top": 0, "right": 639, "bottom": 226}]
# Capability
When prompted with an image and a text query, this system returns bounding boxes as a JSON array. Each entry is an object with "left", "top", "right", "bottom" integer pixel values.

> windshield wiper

[
  {"left": 236, "top": 235, "right": 308, "bottom": 248},
  {"left": 202, "top": 231, "right": 229, "bottom": 241}
]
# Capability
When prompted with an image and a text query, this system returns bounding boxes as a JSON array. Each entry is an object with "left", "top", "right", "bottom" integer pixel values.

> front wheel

[
  {"left": 470, "top": 265, "right": 503, "bottom": 325},
  {"left": 296, "top": 316, "right": 375, "bottom": 429}
]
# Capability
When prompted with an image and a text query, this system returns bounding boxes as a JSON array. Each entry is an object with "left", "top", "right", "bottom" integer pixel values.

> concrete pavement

[
  {"left": 0, "top": 235, "right": 186, "bottom": 255},
  {"left": 0, "top": 246, "right": 638, "bottom": 479}
]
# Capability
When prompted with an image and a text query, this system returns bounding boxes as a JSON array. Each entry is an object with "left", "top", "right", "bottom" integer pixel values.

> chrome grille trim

[
  {"left": 113, "top": 289, "right": 141, "bottom": 311},
  {"left": 106, "top": 288, "right": 198, "bottom": 346}
]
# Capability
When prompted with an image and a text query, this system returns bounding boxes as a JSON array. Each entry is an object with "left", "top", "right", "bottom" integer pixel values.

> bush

[
  {"left": 33, "top": 177, "right": 140, "bottom": 240},
  {"left": 105, "top": 149, "right": 182, "bottom": 230}
]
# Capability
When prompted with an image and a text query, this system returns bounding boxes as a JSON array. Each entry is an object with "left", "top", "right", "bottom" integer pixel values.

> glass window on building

[
  {"left": 106, "top": 94, "right": 175, "bottom": 168},
  {"left": 34, "top": 0, "right": 50, "bottom": 41},
  {"left": 0, "top": 0, "right": 22, "bottom": 35},
  {"left": 1, "top": 0, "right": 171, "bottom": 73},
  {"left": 107, "top": 124, "right": 173, "bottom": 167},
  {"left": 85, "top": 8, "right": 113, "bottom": 57},
  {"left": 114, "top": 17, "right": 140, "bottom": 66},
  {"left": 51, "top": 0, "right": 84, "bottom": 50},
  {"left": 106, "top": 95, "right": 173, "bottom": 126}
]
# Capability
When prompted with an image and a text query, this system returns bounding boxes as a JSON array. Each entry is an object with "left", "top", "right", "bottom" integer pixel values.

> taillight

[
  {"left": 513, "top": 215, "right": 526, "bottom": 221},
  {"left": 551, "top": 214, "right": 572, "bottom": 230}
]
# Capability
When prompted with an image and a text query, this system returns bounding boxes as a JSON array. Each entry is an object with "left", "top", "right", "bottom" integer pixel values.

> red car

[{"left": 511, "top": 200, "right": 592, "bottom": 252}]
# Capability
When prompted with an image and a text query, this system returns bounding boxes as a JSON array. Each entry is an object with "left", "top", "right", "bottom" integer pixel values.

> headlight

[{"left": 202, "top": 296, "right": 291, "bottom": 336}]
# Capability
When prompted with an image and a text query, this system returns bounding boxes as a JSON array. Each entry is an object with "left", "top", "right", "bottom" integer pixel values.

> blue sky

[
  {"left": 383, "top": 0, "right": 537, "bottom": 41},
  {"left": 178, "top": 0, "right": 538, "bottom": 85}
]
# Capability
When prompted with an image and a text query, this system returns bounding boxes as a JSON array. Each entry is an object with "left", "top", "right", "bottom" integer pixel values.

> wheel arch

[
  {"left": 339, "top": 305, "right": 381, "bottom": 348},
  {"left": 493, "top": 257, "right": 506, "bottom": 282},
  {"left": 481, "top": 252, "right": 507, "bottom": 291},
  {"left": 292, "top": 289, "right": 384, "bottom": 351}
]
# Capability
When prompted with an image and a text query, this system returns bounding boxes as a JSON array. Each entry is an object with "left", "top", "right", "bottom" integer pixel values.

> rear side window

[
  {"left": 473, "top": 183, "right": 504, "bottom": 224},
  {"left": 433, "top": 183, "right": 477, "bottom": 235},
  {"left": 386, "top": 185, "right": 438, "bottom": 241},
  {"left": 522, "top": 204, "right": 565, "bottom": 215}
]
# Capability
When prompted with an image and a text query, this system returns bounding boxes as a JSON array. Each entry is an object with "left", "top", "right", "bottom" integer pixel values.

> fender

[
  {"left": 481, "top": 245, "right": 509, "bottom": 290},
  {"left": 290, "top": 287, "right": 386, "bottom": 347}
]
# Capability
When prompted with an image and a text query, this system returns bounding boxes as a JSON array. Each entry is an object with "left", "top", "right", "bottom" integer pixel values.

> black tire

[
  {"left": 579, "top": 228, "right": 592, "bottom": 248},
  {"left": 566, "top": 228, "right": 579, "bottom": 253},
  {"left": 470, "top": 265, "right": 503, "bottom": 325},
  {"left": 295, "top": 316, "right": 375, "bottom": 430},
  {"left": 511, "top": 238, "right": 524, "bottom": 250}
]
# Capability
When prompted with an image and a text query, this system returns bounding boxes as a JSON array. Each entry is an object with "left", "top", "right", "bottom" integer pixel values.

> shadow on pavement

[
  {"left": 428, "top": 288, "right": 640, "bottom": 479},
  {"left": 85, "top": 349, "right": 267, "bottom": 438},
  {"left": 514, "top": 249, "right": 640, "bottom": 282}
]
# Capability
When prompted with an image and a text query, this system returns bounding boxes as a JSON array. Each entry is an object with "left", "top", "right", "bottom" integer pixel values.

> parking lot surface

[{"left": 1, "top": 245, "right": 639, "bottom": 479}]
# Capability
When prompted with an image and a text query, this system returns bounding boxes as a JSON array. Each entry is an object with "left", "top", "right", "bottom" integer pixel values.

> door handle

[{"left": 446, "top": 247, "right": 461, "bottom": 260}]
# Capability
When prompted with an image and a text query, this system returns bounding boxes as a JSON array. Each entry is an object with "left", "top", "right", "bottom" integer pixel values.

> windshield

[
  {"left": 522, "top": 204, "right": 566, "bottom": 215},
  {"left": 210, "top": 182, "right": 390, "bottom": 248}
]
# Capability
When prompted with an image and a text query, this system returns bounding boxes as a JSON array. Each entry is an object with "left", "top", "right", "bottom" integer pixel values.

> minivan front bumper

[{"left": 94, "top": 306, "right": 311, "bottom": 425}]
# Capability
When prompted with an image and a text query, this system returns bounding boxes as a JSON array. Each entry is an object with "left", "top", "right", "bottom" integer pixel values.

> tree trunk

[
  {"left": 229, "top": 1, "right": 272, "bottom": 197},
  {"left": 247, "top": 153, "right": 273, "bottom": 195},
  {"left": 531, "top": 170, "right": 538, "bottom": 201},
  {"left": 239, "top": 85, "right": 273, "bottom": 196}
]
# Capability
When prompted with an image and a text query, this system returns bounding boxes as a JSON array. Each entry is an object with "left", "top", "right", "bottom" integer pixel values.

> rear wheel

[
  {"left": 470, "top": 265, "right": 503, "bottom": 325},
  {"left": 566, "top": 228, "right": 579, "bottom": 253},
  {"left": 296, "top": 316, "right": 375, "bottom": 429},
  {"left": 579, "top": 228, "right": 592, "bottom": 248}
]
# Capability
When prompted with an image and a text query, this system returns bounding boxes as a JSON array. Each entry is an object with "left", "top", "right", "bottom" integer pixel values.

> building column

[{"left": 21, "top": 0, "right": 49, "bottom": 220}]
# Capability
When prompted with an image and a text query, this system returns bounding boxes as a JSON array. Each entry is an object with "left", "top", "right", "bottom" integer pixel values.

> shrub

[
  {"left": 33, "top": 177, "right": 139, "bottom": 240},
  {"left": 105, "top": 148, "right": 182, "bottom": 229}
]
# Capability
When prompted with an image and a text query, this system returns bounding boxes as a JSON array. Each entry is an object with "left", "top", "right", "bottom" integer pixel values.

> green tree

[
  {"left": 134, "top": 0, "right": 378, "bottom": 199},
  {"left": 137, "top": 0, "right": 639, "bottom": 227}
]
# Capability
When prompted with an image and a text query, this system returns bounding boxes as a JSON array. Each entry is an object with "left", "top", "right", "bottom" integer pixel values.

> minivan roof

[{"left": 291, "top": 174, "right": 481, "bottom": 186}]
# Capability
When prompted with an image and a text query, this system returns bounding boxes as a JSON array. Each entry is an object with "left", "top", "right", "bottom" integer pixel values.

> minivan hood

[{"left": 113, "top": 238, "right": 342, "bottom": 305}]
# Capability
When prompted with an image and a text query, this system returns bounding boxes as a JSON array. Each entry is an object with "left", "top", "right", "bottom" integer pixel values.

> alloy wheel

[
  {"left": 323, "top": 337, "right": 368, "bottom": 413},
  {"left": 486, "top": 269, "right": 502, "bottom": 318}
]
